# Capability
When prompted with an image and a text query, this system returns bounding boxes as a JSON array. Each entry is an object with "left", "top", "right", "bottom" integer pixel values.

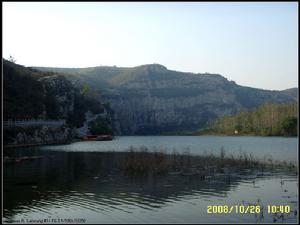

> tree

[
  {"left": 90, "top": 120, "right": 112, "bottom": 135},
  {"left": 281, "top": 116, "right": 297, "bottom": 136},
  {"left": 208, "top": 103, "right": 298, "bottom": 136}
]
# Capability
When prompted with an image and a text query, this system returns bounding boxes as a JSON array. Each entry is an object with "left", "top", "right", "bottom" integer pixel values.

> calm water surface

[
  {"left": 3, "top": 136, "right": 299, "bottom": 223},
  {"left": 41, "top": 136, "right": 298, "bottom": 162}
]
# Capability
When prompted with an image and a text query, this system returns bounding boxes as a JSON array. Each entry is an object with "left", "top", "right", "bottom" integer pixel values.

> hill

[
  {"left": 33, "top": 64, "right": 298, "bottom": 135},
  {"left": 280, "top": 88, "right": 298, "bottom": 100},
  {"left": 3, "top": 60, "right": 113, "bottom": 145}
]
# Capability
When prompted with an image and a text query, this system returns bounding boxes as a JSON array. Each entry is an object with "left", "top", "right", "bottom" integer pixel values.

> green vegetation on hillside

[
  {"left": 89, "top": 118, "right": 112, "bottom": 135},
  {"left": 3, "top": 60, "right": 45, "bottom": 119},
  {"left": 200, "top": 103, "right": 298, "bottom": 136},
  {"left": 3, "top": 60, "right": 110, "bottom": 130}
]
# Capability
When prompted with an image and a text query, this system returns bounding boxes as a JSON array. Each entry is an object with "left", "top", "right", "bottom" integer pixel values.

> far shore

[
  {"left": 160, "top": 132, "right": 298, "bottom": 137},
  {"left": 4, "top": 133, "right": 298, "bottom": 149},
  {"left": 3, "top": 139, "right": 78, "bottom": 149}
]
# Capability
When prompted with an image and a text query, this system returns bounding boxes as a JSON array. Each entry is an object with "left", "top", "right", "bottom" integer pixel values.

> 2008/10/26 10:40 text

[{"left": 207, "top": 205, "right": 292, "bottom": 214}]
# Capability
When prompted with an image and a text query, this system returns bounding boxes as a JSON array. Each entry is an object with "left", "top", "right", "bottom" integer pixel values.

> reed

[{"left": 121, "top": 146, "right": 297, "bottom": 177}]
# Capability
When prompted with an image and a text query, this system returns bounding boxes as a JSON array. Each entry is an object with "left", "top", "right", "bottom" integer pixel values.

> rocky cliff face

[
  {"left": 38, "top": 75, "right": 76, "bottom": 119},
  {"left": 34, "top": 64, "right": 298, "bottom": 135},
  {"left": 3, "top": 60, "right": 113, "bottom": 145}
]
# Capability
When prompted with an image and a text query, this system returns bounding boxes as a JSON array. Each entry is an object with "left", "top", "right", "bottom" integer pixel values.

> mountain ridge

[
  {"left": 30, "top": 63, "right": 298, "bottom": 134},
  {"left": 33, "top": 63, "right": 297, "bottom": 92}
]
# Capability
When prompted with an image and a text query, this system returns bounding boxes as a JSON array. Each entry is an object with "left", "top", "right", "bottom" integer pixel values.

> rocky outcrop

[
  {"left": 38, "top": 75, "right": 76, "bottom": 119},
  {"left": 3, "top": 60, "right": 114, "bottom": 146},
  {"left": 75, "top": 109, "right": 112, "bottom": 138}
]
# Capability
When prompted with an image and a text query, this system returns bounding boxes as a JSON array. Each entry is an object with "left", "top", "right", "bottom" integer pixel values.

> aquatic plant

[{"left": 121, "top": 146, "right": 297, "bottom": 177}]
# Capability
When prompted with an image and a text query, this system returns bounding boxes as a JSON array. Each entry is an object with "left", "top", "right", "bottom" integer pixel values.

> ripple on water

[{"left": 3, "top": 144, "right": 298, "bottom": 223}]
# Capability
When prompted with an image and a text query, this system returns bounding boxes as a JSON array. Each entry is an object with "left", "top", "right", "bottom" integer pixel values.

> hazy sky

[{"left": 3, "top": 2, "right": 298, "bottom": 90}]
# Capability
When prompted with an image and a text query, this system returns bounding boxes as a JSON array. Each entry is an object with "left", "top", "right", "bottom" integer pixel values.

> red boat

[{"left": 83, "top": 134, "right": 113, "bottom": 141}]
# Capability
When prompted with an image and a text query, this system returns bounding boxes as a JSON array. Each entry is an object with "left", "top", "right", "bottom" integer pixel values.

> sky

[{"left": 2, "top": 2, "right": 298, "bottom": 90}]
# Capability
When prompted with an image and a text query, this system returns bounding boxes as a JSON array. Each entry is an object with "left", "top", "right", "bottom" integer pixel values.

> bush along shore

[{"left": 121, "top": 146, "right": 297, "bottom": 177}]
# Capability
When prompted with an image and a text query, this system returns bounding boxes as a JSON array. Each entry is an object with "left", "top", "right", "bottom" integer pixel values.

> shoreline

[
  {"left": 195, "top": 133, "right": 298, "bottom": 137},
  {"left": 4, "top": 135, "right": 297, "bottom": 149},
  {"left": 3, "top": 140, "right": 79, "bottom": 149}
]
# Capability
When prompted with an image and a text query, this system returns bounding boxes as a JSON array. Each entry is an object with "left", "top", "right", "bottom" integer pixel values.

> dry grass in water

[{"left": 121, "top": 146, "right": 297, "bottom": 177}]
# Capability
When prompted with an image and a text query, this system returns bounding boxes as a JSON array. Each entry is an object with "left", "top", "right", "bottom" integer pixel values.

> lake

[
  {"left": 3, "top": 136, "right": 299, "bottom": 223},
  {"left": 40, "top": 136, "right": 298, "bottom": 162}
]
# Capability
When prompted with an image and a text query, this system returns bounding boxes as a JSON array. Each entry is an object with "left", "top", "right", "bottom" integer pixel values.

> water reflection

[{"left": 3, "top": 149, "right": 298, "bottom": 223}]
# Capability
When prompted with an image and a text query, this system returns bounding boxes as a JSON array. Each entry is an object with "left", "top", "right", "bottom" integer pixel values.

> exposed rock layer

[{"left": 35, "top": 64, "right": 298, "bottom": 135}]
